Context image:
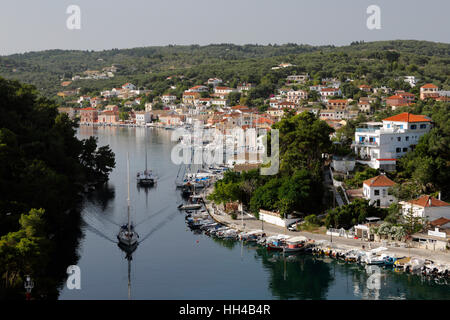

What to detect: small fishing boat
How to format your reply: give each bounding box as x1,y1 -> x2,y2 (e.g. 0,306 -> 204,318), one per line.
178,193 -> 203,210
284,236 -> 308,253
178,203 -> 203,210
364,247 -> 388,265
394,257 -> 411,270
382,254 -> 399,267
239,230 -> 266,242
265,235 -> 289,251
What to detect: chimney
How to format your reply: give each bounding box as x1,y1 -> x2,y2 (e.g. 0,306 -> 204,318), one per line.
428,197 -> 432,206
438,192 -> 441,200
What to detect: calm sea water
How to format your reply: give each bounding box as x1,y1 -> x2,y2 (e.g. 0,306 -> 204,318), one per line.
59,127 -> 450,300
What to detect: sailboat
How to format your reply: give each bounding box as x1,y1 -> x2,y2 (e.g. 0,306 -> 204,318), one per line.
137,131 -> 156,187
118,153 -> 139,248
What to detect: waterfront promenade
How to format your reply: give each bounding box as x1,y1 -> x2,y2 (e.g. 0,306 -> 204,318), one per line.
201,188 -> 450,267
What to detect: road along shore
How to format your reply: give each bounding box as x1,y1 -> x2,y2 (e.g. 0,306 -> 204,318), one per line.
201,185 -> 450,269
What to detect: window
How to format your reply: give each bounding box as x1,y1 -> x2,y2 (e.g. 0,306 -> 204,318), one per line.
374,190 -> 380,196
405,136 -> 409,141
420,124 -> 427,129
396,148 -> 401,153
397,137 -> 401,141
403,148 -> 408,152
387,124 -> 391,128
411,124 -> 417,130
382,189 -> 386,197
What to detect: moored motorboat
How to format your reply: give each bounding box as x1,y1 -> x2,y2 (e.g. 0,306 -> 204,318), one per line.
284,236 -> 308,253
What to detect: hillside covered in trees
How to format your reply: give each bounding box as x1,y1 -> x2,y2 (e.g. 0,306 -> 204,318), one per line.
0,40 -> 448,98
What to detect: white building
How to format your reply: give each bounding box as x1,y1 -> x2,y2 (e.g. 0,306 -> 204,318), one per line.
122,83 -> 136,90
320,88 -> 342,102
258,209 -> 300,227
353,113 -> 432,171
286,90 -> 308,103
211,99 -> 227,107
214,86 -> 235,95
286,74 -> 309,84
188,85 -> 209,93
363,175 -> 397,207
400,195 -> 450,221
404,76 -> 419,88
100,90 -> 112,98
207,78 -> 222,87
135,111 -> 151,125
237,83 -> 255,93
161,94 -> 177,104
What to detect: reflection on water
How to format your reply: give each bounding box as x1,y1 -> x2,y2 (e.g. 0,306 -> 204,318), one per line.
58,127 -> 449,300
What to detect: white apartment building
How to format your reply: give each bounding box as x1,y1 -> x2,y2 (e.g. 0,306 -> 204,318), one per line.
135,111 -> 151,125
211,99 -> 227,108
214,87 -> 235,95
320,88 -> 342,102
286,74 -> 309,84
286,90 -> 308,103
354,113 -> 432,171
319,109 -> 357,121
161,94 -> 177,104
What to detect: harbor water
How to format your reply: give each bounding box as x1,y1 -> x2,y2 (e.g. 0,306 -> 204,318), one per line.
59,127 -> 450,300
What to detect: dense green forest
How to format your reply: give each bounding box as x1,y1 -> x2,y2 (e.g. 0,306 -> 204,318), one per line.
0,77 -> 115,299
0,41 -> 449,99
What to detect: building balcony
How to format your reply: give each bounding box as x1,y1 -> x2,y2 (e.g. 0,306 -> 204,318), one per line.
352,141 -> 379,147
356,128 -> 378,133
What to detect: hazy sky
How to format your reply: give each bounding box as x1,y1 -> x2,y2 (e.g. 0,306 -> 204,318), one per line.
1,0 -> 449,55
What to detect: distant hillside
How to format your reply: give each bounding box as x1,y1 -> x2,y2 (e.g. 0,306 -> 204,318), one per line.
0,40 -> 448,97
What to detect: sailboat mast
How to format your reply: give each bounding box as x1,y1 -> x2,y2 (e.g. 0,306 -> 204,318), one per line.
145,129 -> 148,173
127,153 -> 131,232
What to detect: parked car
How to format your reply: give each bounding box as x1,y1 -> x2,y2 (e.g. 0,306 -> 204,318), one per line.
287,222 -> 299,232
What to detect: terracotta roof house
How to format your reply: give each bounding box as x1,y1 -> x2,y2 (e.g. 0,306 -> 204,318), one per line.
400,195 -> 450,220
363,175 -> 396,207
420,83 -> 440,100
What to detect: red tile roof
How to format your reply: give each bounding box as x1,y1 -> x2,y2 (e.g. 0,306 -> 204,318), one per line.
363,175 -> 396,187
387,95 -> 403,99
322,88 -> 339,92
407,195 -> 450,208
421,83 -> 438,89
430,217 -> 450,227
328,99 -> 348,103
231,105 -> 249,109
382,112 -> 431,123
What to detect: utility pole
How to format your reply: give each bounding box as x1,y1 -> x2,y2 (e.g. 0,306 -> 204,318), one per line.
330,225 -> 333,243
